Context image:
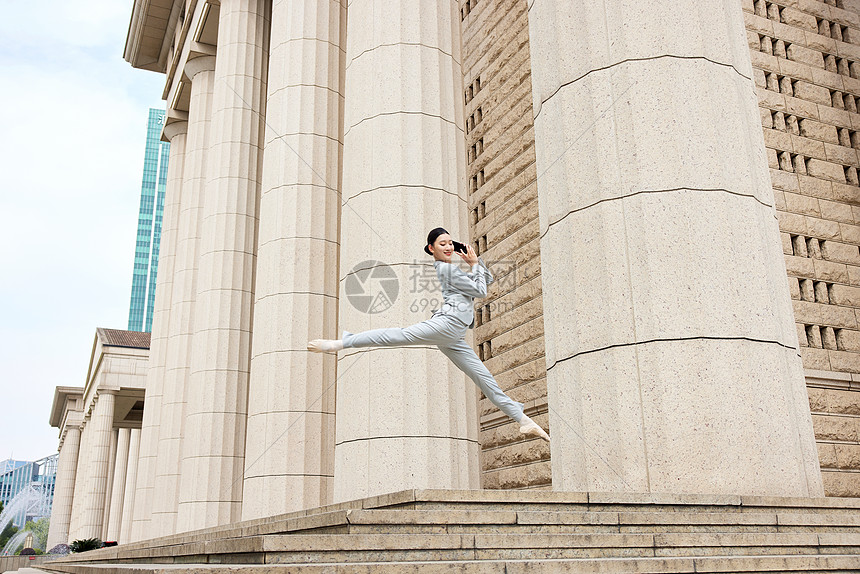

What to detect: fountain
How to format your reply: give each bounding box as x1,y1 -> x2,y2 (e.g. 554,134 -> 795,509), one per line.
2,529 -> 31,555
0,484 -> 51,554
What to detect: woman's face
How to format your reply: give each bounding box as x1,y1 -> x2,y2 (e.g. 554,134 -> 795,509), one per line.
430,233 -> 454,262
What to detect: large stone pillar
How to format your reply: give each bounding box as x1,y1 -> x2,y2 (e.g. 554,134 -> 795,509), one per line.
129,385 -> 158,538
78,391 -> 116,538
46,424 -> 81,548
527,0 -> 823,496
178,0 -> 269,531
333,0 -> 479,502
152,64 -> 214,538
145,117 -> 189,538
242,0 -> 344,520
129,128 -> 180,540
68,418 -> 93,540
120,428 -> 141,544
100,429 -> 119,540
105,428 -> 131,542
133,68 -> 212,541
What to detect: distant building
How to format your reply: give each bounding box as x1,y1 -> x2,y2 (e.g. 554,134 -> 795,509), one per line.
127,109 -> 170,333
0,454 -> 57,528
0,460 -> 27,475
46,329 -> 148,548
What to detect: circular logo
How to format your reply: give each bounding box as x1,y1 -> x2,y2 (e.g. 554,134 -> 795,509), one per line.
345,260 -> 399,314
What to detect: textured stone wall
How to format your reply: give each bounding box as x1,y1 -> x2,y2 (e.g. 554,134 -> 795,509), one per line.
460,0 -> 552,489
463,0 -> 860,494
745,0 -> 860,496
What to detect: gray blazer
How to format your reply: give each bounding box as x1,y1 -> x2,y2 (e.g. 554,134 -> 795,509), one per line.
430,256 -> 495,329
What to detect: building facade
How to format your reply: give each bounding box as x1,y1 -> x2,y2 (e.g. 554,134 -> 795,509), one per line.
128,109 -> 171,333
44,0 -> 860,546
0,460 -> 27,476
0,455 -> 57,529
46,330 -> 148,548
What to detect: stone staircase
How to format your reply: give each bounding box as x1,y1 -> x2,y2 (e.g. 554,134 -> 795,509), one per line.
32,490 -> 860,573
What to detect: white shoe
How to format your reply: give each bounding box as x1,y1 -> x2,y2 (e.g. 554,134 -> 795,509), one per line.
307,339 -> 344,353
518,415 -> 550,442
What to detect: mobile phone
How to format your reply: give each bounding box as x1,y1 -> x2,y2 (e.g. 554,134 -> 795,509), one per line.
453,241 -> 468,254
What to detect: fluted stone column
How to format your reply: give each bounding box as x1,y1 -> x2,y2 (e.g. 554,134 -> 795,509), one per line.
46,424 -> 81,548
129,389 -> 158,538
101,429 -> 118,540
133,65 -> 212,542
178,0 -> 269,531
242,0 -> 345,520
527,0 -> 823,496
139,118 -> 189,538
130,124 -> 184,539
120,429 -> 140,543
78,391 -> 116,538
105,428 -> 131,541
151,62 -> 216,538
68,419 -> 91,540
333,0 -> 479,502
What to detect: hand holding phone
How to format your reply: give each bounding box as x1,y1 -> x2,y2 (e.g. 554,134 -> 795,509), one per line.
455,242 -> 478,265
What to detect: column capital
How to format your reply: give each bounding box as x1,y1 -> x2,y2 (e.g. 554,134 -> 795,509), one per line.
58,423 -> 80,450
163,121 -> 188,142
64,418 -> 83,433
184,56 -> 216,81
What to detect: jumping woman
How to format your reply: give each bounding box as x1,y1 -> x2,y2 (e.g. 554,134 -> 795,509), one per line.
307,227 -> 550,442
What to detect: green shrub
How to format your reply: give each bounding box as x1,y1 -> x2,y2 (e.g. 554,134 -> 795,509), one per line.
70,538 -> 103,553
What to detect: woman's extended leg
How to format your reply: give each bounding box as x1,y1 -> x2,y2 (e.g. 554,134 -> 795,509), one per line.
437,339 -> 549,441
308,315 -> 461,352
437,339 -> 523,420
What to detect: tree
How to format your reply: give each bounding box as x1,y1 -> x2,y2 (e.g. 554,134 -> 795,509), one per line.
0,522 -> 18,552
24,517 -> 50,550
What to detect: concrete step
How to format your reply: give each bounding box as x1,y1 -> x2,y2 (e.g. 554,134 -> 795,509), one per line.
37,530 -> 860,568
37,489 -> 860,573
285,508 -> 860,535
52,531 -> 860,565
0,559 -> 52,574
72,490 -> 860,551
264,532 -> 860,564
34,554 -> 860,573
382,489 -> 860,516
54,508 -> 860,562
262,532 -> 860,562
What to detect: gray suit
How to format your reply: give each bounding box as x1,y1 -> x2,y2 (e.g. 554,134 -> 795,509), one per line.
341,256 -> 524,422
430,255 -> 494,329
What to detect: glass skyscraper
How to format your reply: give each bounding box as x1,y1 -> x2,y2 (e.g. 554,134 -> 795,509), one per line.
128,108 -> 170,333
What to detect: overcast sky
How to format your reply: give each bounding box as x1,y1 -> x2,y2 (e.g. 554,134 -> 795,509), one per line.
0,1 -> 167,461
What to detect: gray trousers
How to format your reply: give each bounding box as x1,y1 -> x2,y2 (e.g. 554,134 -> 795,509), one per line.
342,314 -> 525,422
